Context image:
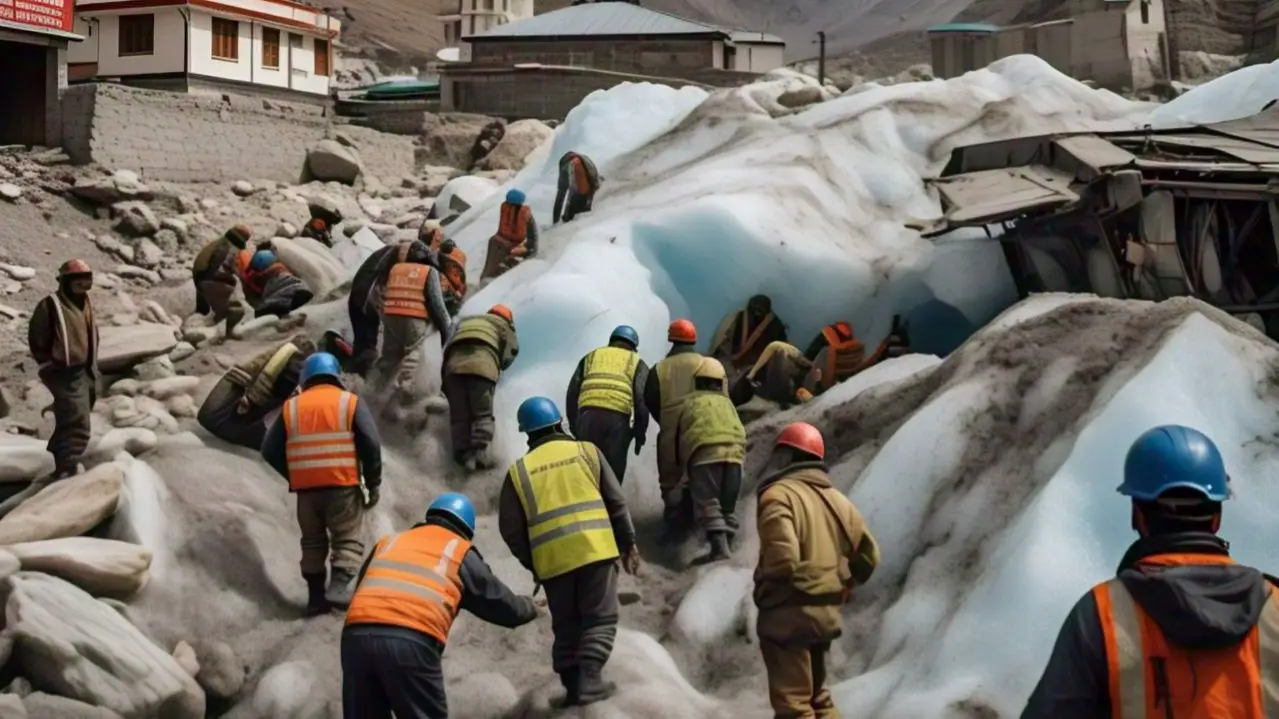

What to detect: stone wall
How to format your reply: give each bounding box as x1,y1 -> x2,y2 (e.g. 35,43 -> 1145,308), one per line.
59,83 -> 415,184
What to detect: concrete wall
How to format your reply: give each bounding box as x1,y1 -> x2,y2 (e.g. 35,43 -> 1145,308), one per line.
58,83 -> 413,182
469,37 -> 717,73
1125,0 -> 1167,88
1070,11 -> 1132,88
733,43 -> 784,72
1028,21 -> 1073,73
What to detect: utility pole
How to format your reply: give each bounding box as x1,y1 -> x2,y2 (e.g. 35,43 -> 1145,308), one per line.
816,31 -> 826,86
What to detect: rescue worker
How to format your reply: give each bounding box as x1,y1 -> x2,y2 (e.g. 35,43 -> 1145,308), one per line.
27,259 -> 100,480
347,237 -> 432,375
342,493 -> 538,719
435,238 -> 468,315
643,319 -> 707,528
261,352 -> 383,615
235,248 -> 313,318
419,218 -> 444,248
711,294 -> 788,372
441,305 -> 518,470
192,225 -> 249,335
552,151 -> 601,225
373,242 -> 454,388
729,341 -> 813,408
300,201 -> 343,247
755,422 -> 879,719
672,358 -> 744,561
498,397 -> 641,707
1022,425 -> 1279,718
799,318 -> 908,396
565,325 -> 650,483
480,188 -> 539,282
197,336 -> 316,450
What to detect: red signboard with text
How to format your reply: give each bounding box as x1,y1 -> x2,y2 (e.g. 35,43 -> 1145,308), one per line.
0,0 -> 74,33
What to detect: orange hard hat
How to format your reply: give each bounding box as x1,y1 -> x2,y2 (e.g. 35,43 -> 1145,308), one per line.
58,259 -> 92,278
488,304 -> 513,323
668,318 -> 697,343
776,422 -> 825,459
833,321 -> 853,337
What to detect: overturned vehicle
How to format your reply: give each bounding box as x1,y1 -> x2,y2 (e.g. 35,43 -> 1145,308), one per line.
916,107 -> 1279,336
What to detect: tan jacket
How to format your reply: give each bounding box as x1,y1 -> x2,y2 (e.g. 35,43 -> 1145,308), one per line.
226,341 -> 304,409
443,314 -> 518,381
754,463 -> 879,644
27,291 -> 99,372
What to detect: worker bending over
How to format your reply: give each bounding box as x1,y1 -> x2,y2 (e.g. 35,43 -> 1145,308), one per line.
27,259 -> 100,480
800,319 -> 908,396
672,358 -> 745,561
481,189 -> 538,282
198,336 -> 316,450
644,319 -> 706,514
261,353 -> 383,616
347,238 -> 432,375
441,305 -> 518,470
235,248 -> 313,318
343,493 -> 537,718
566,325 -> 650,483
300,201 -> 343,247
1022,425 -> 1279,718
711,294 -> 788,373
499,397 -> 641,707
424,224 -> 468,314
374,242 -> 453,390
552,151 -> 601,224
191,225 -> 249,336
755,423 -> 879,719
729,341 -> 813,408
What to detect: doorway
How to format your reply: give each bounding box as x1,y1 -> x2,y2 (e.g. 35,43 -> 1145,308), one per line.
0,40 -> 49,145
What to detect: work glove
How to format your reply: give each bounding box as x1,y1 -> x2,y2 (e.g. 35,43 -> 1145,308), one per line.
621,545 -> 642,576
363,487 -> 380,508
510,245 -> 528,258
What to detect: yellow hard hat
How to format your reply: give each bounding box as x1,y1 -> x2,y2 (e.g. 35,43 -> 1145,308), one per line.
694,357 -> 727,382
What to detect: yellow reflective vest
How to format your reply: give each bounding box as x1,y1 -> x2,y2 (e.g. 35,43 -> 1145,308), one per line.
450,315 -> 502,351
677,390 -> 746,468
656,352 -> 704,430
578,346 -> 639,415
508,439 -> 620,580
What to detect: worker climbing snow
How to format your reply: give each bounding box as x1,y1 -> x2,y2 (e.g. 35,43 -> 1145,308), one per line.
1022,425 -> 1279,719
800,318 -> 908,396
728,341 -> 814,408
565,325 -> 650,483
300,200 -> 343,247
670,357 -> 744,560
440,305 -> 518,470
552,150 -> 601,225
498,397 -> 641,707
755,422 -> 879,719
480,188 -> 538,283
197,336 -> 316,450
261,353 -> 383,616
191,225 -> 249,336
27,259 -> 100,480
644,319 -> 707,521
235,248 -> 313,318
347,237 -> 433,375
342,493 -> 538,719
372,242 -> 453,390
711,294 -> 788,372
435,238 -> 467,314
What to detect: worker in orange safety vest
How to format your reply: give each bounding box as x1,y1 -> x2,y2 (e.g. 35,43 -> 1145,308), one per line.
424,224 -> 468,315
552,151 -> 601,224
480,188 -> 539,283
373,242 -> 454,390
799,319 -> 909,396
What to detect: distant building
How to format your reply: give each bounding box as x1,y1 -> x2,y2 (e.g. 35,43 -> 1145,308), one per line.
66,0 -> 341,102
437,0 -> 535,64
0,0 -> 81,146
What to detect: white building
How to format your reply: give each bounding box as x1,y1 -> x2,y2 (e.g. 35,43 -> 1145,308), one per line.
67,0 -> 341,100
436,0 -> 534,63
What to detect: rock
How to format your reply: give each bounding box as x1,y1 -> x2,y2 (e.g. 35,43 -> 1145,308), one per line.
250,661 -> 329,718
306,140 -> 362,184
0,550 -> 19,582
24,692 -> 123,718
0,692 -> 23,718
0,302 -> 22,319
138,300 -> 172,326
777,85 -> 826,109
94,234 -> 131,262
133,356 -> 175,381
173,641 -> 200,678
619,589 -> 642,606
7,537 -> 152,597
160,216 -> 189,236
0,434 -> 53,483
111,201 -> 160,237
0,262 -> 35,281
92,427 -> 159,458
2,279 -> 22,294
475,119 -> 553,171
448,673 -> 519,719
418,113 -> 499,169
72,174 -> 147,205
108,312 -> 139,327
0,463 -> 124,544
98,323 -> 179,372
133,238 -> 164,268
230,180 -> 256,197
7,678 -> 31,698
107,378 -> 141,396
7,573 -> 205,717
141,375 -> 200,400
115,265 -> 160,284
166,394 -> 196,418
194,641 -> 243,700
169,341 -> 196,362
276,221 -> 298,238
0,183 -> 20,201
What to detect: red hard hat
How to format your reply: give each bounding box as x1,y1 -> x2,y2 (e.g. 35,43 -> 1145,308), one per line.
489,304 -> 513,323
776,422 -> 825,459
58,259 -> 92,278
668,318 -> 697,343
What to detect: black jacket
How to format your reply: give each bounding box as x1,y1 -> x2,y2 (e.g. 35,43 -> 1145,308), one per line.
642,343 -> 700,422
565,343 -> 650,439
260,379 -> 384,489
1021,532 -> 1274,718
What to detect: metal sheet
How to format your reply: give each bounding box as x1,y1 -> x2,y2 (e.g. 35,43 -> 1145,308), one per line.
1140,134 -> 1279,164
1053,135 -> 1136,171
933,165 -> 1079,224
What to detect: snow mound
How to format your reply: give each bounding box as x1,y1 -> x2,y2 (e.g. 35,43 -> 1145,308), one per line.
1153,59 -> 1279,127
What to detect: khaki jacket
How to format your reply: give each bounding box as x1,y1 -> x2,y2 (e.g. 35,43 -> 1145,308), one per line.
443,314 -> 518,381
754,463 -> 880,644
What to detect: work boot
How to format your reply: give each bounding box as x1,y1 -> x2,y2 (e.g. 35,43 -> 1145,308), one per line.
325,568 -> 357,607
471,446 -> 496,470
463,453 -> 480,472
303,572 -> 331,616
552,671 -> 581,708
577,667 -> 616,706
707,532 -> 732,561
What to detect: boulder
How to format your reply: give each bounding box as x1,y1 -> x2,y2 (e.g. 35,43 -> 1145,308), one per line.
111,201 -> 160,237
172,641 -> 200,678
475,119 -> 553,171
98,323 -> 179,373
141,376 -> 200,401
448,673 -> 519,719
6,572 -> 204,717
0,463 -> 125,544
249,661 -> 330,719
133,238 -> 164,268
330,227 -> 384,278
24,692 -> 123,718
0,183 -> 21,202
272,236 -> 344,297
133,356 -> 175,382
305,140 -> 362,184
195,641 -> 244,699
418,113 -> 499,169
230,180 -> 256,197
7,537 -> 151,597
0,434 -> 53,483
0,693 -> 23,718
433,176 -> 499,223
91,427 -> 159,458
0,262 -> 35,281
776,85 -> 826,109
71,172 -> 152,205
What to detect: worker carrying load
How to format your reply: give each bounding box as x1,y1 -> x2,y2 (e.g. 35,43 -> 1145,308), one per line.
342,492 -> 538,719
441,305 -> 518,471
711,294 -> 788,373
755,422 -> 879,719
423,221 -> 468,314
566,325 -> 650,484
552,151 -> 601,225
347,238 -> 434,375
480,188 -> 539,283
261,353 -> 384,616
643,319 -> 707,510
300,200 -> 343,247
499,397 -> 641,707
1022,425 -> 1279,719
197,336 -> 316,451
191,225 -> 249,336
799,317 -> 910,396
373,243 -> 454,390
728,341 -> 813,409
27,259 -> 100,480
670,358 -> 745,561
235,248 -> 313,318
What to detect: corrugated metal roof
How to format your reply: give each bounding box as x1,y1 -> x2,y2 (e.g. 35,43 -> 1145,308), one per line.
730,30 -> 784,44
469,2 -> 728,39
927,22 -> 1000,33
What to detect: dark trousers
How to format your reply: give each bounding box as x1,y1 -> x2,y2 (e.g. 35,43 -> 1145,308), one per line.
574,408 -> 631,482
688,462 -> 742,537
341,626 -> 447,719
41,365 -> 94,474
441,373 -> 496,459
543,559 -> 619,677
563,193 -> 593,223
347,296 -> 380,374
196,376 -> 272,450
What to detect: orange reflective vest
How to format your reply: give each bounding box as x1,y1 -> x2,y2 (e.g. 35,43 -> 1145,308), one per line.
345,524 -> 471,644
569,156 -> 592,193
817,322 -> 865,390
497,203 -> 531,244
730,311 -> 775,364
439,248 -> 467,298
383,263 -> 433,319
1096,553 -> 1279,719
282,384 -> 361,491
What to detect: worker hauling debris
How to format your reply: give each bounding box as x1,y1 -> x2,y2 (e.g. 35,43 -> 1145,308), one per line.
192,225 -> 249,336
347,237 -> 435,376
197,336 -> 317,450
234,248 -> 313,318
373,243 -> 454,393
440,304 -> 518,470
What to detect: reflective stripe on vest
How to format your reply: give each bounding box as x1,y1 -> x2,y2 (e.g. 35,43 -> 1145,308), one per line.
819,324 -> 864,390
578,346 -> 639,415
731,311 -> 775,363
1096,556 -> 1279,719
384,263 -> 432,319
440,248 -> 467,296
345,524 -> 471,644
679,391 -> 746,456
282,384 -> 360,491
497,203 -> 530,243
508,440 -> 620,580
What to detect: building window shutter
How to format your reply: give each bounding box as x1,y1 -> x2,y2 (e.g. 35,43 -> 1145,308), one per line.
212,17 -> 240,61
262,27 -> 281,68
314,38 -> 330,76
118,14 -> 155,56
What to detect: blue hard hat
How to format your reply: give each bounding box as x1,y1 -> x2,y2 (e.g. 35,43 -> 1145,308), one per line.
609,325 -> 639,348
517,396 -> 562,433
1119,425 -> 1230,502
300,352 -> 342,384
249,250 -> 276,272
505,188 -> 526,205
427,492 -> 476,534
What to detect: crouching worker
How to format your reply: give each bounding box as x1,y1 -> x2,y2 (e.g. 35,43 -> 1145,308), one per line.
261,353 -> 383,616
480,189 -> 538,283
198,336 -> 316,450
729,341 -> 813,408
441,305 -> 518,470
342,493 -> 538,719
672,358 -> 745,561
192,226 -> 249,335
236,248 -> 313,318
347,237 -> 432,376
301,201 -> 343,247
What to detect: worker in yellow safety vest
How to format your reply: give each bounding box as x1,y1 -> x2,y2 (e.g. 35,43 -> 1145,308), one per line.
565,325 -> 650,484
